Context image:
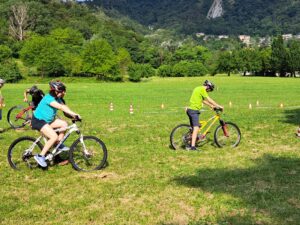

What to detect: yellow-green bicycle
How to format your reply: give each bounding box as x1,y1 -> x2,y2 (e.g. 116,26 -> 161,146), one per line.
170,108 -> 241,149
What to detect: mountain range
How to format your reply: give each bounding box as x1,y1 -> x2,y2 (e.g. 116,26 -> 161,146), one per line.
89,0 -> 300,36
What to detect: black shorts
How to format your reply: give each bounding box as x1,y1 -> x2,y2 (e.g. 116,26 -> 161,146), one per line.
31,115 -> 48,131
186,108 -> 200,127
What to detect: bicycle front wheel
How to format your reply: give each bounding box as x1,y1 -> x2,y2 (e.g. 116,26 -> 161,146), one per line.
7,136 -> 43,170
170,124 -> 192,150
7,105 -> 31,129
214,122 -> 241,148
69,136 -> 108,171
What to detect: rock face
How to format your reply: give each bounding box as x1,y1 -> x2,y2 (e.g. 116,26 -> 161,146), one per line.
207,0 -> 223,19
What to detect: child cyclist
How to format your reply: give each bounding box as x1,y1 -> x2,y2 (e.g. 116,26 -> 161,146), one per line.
186,80 -> 223,150
32,81 -> 81,167
23,85 -> 44,110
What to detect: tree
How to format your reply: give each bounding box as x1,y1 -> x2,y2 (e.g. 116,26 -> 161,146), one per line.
20,35 -> 65,77
271,36 -> 288,77
259,47 -> 273,76
81,38 -> 117,80
9,3 -> 30,41
216,51 -> 236,76
116,48 -> 132,79
0,45 -> 12,62
286,40 -> 300,77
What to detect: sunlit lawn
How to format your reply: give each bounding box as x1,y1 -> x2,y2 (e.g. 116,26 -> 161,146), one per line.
0,76 -> 299,225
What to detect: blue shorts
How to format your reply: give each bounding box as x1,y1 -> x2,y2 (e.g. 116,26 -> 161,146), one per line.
0,109 -> 2,120
186,108 -> 200,127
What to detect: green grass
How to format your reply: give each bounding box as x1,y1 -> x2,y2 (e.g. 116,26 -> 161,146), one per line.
0,76 -> 299,225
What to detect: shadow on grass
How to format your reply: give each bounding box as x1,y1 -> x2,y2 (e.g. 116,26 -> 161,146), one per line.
281,108 -> 300,126
172,154 -> 300,225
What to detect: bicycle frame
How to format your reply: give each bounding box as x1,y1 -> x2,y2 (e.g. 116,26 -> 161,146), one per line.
30,122 -> 84,161
198,110 -> 228,139
16,105 -> 34,120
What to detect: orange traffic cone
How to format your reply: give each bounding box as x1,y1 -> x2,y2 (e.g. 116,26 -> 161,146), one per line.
129,104 -> 134,114
109,102 -> 114,111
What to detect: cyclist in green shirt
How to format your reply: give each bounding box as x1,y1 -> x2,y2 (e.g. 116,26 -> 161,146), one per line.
186,80 -> 223,150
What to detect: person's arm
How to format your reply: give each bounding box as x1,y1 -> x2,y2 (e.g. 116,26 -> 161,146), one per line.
50,101 -> 79,118
23,89 -> 30,102
204,96 -> 223,109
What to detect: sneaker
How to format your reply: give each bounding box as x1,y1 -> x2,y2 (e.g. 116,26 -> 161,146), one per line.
57,143 -> 70,151
34,154 -> 47,167
185,146 -> 198,151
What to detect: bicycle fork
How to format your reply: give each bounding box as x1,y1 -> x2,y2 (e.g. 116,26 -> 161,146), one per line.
220,120 -> 229,137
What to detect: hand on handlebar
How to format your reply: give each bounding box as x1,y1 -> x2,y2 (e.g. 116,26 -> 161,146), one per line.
74,114 -> 82,122
213,106 -> 224,112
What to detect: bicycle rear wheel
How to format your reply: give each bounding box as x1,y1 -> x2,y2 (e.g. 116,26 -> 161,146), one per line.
7,136 -> 43,170
69,136 -> 108,171
170,124 -> 192,150
214,122 -> 241,148
7,105 -> 31,129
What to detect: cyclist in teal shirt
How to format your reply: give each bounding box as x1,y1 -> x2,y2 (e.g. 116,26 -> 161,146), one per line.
32,81 -> 80,167
186,80 -> 223,150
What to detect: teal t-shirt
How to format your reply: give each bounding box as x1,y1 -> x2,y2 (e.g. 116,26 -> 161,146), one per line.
34,94 -> 62,123
189,86 -> 209,110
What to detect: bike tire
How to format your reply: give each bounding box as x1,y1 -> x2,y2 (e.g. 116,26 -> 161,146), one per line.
170,124 -> 192,150
7,136 -> 43,170
69,136 -> 108,171
7,105 -> 31,129
214,122 -> 241,148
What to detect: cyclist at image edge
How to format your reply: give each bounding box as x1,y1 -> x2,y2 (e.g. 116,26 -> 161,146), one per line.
0,79 -> 5,131
32,81 -> 81,167
186,80 -> 224,150
23,85 -> 45,110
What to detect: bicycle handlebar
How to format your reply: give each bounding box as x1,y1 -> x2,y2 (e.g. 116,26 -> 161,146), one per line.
72,115 -> 82,123
213,107 -> 223,112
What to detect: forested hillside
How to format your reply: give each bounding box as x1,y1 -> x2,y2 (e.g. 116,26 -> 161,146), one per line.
92,0 -> 300,35
0,0 -> 299,83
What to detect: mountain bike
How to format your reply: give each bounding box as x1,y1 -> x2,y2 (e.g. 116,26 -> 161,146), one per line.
7,116 -> 108,171
7,103 -> 33,129
170,108 -> 241,150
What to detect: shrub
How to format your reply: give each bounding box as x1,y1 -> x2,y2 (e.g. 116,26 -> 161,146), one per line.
0,62 -> 22,82
128,64 -> 155,82
157,64 -> 173,77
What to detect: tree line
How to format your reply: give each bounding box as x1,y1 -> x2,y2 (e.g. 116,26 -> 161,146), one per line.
0,1 -> 299,83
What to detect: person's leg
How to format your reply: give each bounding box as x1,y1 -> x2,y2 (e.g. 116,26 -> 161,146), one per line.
191,126 -> 200,147
50,119 -> 68,142
40,124 -> 58,156
187,109 -> 200,149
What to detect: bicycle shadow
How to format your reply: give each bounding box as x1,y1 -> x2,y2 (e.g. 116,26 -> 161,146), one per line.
172,154 -> 300,224
0,126 -> 13,133
281,108 -> 300,125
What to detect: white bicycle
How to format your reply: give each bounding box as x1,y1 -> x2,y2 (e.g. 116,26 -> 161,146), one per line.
7,117 -> 108,171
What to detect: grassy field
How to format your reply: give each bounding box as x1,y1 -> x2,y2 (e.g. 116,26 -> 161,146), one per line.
0,76 -> 299,225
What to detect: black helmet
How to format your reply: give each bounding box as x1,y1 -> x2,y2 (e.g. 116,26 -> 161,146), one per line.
49,81 -> 66,93
203,80 -> 215,91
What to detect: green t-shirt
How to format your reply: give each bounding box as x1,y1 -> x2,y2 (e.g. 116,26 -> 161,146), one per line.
189,86 -> 209,110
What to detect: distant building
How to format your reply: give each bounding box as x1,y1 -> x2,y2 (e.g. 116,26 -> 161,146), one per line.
294,34 -> 300,40
218,35 -> 229,39
239,35 -> 251,46
258,37 -> 271,47
196,33 -> 205,38
282,34 -> 293,41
